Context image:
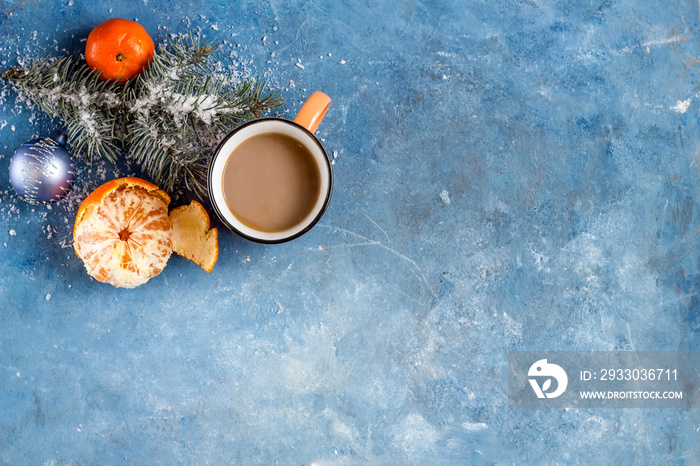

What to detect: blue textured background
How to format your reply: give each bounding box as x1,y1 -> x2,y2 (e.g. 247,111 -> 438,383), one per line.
1,1 -> 699,464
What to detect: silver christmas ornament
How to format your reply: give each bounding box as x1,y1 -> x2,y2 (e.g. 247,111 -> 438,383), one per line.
9,129 -> 76,205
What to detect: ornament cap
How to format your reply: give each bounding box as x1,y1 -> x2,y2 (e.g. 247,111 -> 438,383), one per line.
50,129 -> 68,147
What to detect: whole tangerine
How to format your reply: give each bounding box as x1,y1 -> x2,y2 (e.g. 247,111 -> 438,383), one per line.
85,18 -> 155,82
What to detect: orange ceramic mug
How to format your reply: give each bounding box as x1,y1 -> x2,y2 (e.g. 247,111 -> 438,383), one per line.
208,92 -> 332,243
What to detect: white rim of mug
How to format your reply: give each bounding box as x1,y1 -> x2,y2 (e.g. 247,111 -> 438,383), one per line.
208,118 -> 333,244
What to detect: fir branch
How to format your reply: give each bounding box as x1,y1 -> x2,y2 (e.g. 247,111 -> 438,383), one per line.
3,33 -> 285,198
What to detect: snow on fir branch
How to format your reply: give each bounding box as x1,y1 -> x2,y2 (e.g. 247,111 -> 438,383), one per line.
3,34 -> 284,198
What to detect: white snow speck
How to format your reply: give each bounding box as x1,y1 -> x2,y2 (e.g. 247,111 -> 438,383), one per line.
439,190 -> 451,205
45,293 -> 51,301
672,98 -> 691,113
462,422 -> 488,431
8,229 -> 16,236
295,62 -> 305,70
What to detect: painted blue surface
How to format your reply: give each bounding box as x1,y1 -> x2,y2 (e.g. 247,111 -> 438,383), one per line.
1,1 -> 699,464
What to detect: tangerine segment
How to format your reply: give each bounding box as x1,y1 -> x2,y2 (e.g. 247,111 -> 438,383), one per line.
74,179 -> 172,288
85,18 -> 155,82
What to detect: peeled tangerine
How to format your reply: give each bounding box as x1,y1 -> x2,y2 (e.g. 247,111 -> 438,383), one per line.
73,177 -> 218,288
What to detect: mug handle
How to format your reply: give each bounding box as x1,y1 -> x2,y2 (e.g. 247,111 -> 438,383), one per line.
294,91 -> 331,134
